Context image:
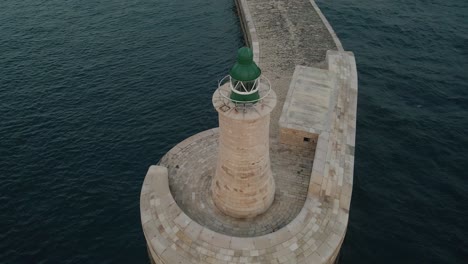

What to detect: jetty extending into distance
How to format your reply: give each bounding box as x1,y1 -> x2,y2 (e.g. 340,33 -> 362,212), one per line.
140,0 -> 357,263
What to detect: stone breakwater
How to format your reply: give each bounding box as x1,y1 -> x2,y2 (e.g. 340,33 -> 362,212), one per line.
140,0 -> 357,263
236,0 -> 342,137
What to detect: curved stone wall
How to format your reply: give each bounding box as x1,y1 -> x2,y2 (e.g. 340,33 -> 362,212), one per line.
157,124 -> 314,237
141,50 -> 357,264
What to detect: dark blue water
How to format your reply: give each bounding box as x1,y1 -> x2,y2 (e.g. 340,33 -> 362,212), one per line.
1,0 -> 242,263
316,0 -> 468,263
0,0 -> 466,263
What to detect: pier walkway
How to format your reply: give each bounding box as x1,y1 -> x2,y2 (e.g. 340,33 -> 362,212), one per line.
237,0 -> 342,136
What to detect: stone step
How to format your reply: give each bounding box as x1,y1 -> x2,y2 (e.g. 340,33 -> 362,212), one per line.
280,66 -> 337,135
298,67 -> 332,83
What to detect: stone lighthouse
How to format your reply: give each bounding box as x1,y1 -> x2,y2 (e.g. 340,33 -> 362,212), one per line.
140,45 -> 357,263
211,47 -> 277,218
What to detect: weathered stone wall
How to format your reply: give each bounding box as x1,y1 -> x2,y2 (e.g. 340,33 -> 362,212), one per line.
279,127 -> 318,150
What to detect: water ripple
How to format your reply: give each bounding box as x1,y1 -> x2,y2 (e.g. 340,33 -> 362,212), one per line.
1,0 -> 242,263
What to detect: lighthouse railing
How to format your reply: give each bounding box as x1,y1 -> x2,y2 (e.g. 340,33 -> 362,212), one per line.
217,75 -> 272,110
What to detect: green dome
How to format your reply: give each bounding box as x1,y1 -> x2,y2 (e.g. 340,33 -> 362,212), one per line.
229,47 -> 261,81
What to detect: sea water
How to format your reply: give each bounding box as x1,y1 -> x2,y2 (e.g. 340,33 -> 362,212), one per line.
1,0 -> 466,263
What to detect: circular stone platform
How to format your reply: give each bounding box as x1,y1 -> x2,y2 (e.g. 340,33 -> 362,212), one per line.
158,127 -> 314,237
141,51 -> 355,264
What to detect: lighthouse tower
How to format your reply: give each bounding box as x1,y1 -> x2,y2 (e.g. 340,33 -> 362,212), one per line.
211,47 -> 277,218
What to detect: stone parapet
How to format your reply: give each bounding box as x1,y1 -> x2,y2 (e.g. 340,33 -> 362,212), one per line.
307,0 -> 344,51
235,0 -> 260,64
